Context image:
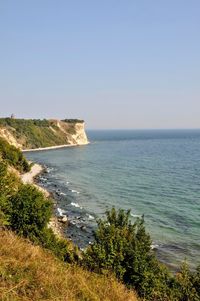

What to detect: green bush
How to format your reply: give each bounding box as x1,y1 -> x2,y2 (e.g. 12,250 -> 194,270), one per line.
173,262 -> 200,301
0,161 -> 21,226
9,184 -> 52,238
83,208 -> 200,301
192,266 -> 200,297
84,209 -> 161,294
0,159 -> 76,263
0,137 -> 30,172
37,227 -> 79,263
62,118 -> 84,123
6,182 -> 77,263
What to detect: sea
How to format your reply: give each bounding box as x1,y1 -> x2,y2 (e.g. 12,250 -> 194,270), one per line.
25,129 -> 200,271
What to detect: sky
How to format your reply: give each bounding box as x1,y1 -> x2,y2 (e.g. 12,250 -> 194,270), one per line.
0,1 -> 200,129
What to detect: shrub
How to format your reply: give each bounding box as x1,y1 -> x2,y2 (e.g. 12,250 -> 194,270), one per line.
37,227 -> 79,263
83,208 -> 188,300
0,137 -> 30,172
192,266 -> 200,296
173,262 -> 200,301
7,183 -> 77,263
9,184 -> 52,238
0,161 -> 21,226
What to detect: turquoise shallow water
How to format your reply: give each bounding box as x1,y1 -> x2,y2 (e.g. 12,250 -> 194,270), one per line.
25,130 -> 200,270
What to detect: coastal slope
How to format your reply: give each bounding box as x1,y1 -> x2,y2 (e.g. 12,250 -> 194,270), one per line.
0,230 -> 138,301
0,118 -> 88,150
0,137 -> 137,300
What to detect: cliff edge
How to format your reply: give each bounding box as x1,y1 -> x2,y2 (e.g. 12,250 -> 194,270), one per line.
0,118 -> 88,150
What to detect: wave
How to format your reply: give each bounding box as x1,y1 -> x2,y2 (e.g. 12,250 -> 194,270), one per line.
70,189 -> 80,194
151,244 -> 159,250
87,214 -> 95,220
40,176 -> 47,181
71,202 -> 82,209
131,213 -> 141,218
60,192 -> 67,196
57,207 -> 66,217
46,167 -> 54,173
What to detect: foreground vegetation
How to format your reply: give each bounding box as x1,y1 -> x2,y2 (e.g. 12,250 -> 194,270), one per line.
84,208 -> 200,301
0,159 -> 78,262
0,118 -> 84,149
0,230 -> 137,301
0,137 -> 30,172
0,139 -> 137,300
0,138 -> 199,300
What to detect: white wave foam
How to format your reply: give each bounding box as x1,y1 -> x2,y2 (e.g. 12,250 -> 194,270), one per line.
71,189 -> 80,194
87,214 -> 95,220
46,167 -> 53,173
131,213 -> 141,218
151,244 -> 159,250
57,207 -> 65,217
71,202 -> 82,209
60,192 -> 67,196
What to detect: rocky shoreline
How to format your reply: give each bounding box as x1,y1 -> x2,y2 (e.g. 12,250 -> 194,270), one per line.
21,162 -> 66,238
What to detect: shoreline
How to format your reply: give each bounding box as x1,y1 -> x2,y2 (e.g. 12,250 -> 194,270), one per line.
21,162 -> 63,237
22,142 -> 89,152
21,163 -> 43,184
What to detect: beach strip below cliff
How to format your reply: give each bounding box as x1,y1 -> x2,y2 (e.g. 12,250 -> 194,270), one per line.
22,142 -> 89,152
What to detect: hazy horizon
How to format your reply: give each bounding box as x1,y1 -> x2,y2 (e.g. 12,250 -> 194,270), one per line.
1,1 -> 199,129
1,114 -> 200,131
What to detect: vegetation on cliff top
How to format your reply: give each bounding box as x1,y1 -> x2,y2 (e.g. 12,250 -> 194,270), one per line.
0,118 -> 86,149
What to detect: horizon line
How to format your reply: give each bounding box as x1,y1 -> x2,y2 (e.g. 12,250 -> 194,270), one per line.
86,128 -> 200,131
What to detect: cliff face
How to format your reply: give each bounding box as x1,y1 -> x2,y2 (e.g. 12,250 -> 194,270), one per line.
0,118 -> 89,150
54,120 -> 88,146
0,127 -> 20,148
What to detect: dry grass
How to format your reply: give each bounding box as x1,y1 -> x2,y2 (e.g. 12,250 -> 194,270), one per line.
0,230 -> 138,301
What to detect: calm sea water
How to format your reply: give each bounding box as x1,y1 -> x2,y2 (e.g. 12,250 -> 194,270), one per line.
25,130 -> 200,270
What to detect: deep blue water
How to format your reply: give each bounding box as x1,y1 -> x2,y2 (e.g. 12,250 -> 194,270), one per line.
25,130 -> 200,270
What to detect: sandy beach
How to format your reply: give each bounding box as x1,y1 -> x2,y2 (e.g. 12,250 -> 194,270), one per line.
22,142 -> 89,152
21,163 -> 43,184
21,163 -> 49,197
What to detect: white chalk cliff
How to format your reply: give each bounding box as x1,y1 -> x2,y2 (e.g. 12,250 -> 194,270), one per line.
0,119 -> 89,150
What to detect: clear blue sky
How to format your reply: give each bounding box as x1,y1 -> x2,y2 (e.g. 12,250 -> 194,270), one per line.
0,1 -> 199,129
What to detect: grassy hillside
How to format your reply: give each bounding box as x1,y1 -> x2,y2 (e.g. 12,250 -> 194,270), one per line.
0,118 -> 87,149
0,230 -> 138,301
